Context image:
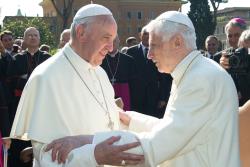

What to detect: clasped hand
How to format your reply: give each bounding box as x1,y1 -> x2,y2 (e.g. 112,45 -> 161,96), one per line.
45,134 -> 144,166
45,135 -> 93,164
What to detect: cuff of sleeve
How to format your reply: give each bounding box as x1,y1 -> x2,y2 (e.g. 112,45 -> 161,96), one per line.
93,131 -> 144,155
67,144 -> 99,166
128,111 -> 149,132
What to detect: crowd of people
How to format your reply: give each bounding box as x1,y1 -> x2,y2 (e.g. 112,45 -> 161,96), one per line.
0,3 -> 250,167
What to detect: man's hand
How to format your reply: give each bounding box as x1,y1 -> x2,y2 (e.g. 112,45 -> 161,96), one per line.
45,135 -> 93,164
220,53 -> 230,69
95,136 -> 144,166
20,147 -> 33,163
119,111 -> 131,126
115,97 -> 124,109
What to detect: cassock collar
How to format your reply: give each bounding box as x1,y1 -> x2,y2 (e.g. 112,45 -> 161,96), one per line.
62,43 -> 95,72
171,50 -> 201,87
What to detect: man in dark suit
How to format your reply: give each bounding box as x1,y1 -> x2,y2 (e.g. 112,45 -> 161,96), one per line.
204,35 -> 219,59
126,26 -> 172,118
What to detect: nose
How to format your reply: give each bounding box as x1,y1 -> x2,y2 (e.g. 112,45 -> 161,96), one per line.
106,41 -> 113,52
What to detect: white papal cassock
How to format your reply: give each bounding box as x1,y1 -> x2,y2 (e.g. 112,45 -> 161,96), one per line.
10,43 -> 142,166
93,50 -> 241,167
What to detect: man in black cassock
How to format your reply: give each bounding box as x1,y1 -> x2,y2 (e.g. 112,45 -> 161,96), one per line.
1,27 -> 51,167
101,36 -> 136,111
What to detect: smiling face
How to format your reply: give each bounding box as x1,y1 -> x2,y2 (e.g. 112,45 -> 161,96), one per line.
80,15 -> 117,66
205,37 -> 219,55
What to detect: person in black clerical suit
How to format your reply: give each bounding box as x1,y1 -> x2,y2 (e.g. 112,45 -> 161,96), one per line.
126,26 -> 172,118
1,27 -> 51,167
101,36 -> 136,111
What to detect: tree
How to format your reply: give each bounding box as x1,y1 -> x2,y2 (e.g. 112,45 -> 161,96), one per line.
51,0 -> 75,30
188,0 -> 214,50
3,17 -> 56,48
209,0 -> 228,31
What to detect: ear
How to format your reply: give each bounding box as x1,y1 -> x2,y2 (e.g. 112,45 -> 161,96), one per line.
172,34 -> 183,49
75,25 -> 87,42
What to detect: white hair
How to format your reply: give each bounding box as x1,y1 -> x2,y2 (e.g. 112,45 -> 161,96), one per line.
70,16 -> 96,39
146,19 -> 197,50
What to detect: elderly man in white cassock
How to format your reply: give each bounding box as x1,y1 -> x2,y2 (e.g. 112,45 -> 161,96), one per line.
10,4 -> 144,167
44,11 -> 241,167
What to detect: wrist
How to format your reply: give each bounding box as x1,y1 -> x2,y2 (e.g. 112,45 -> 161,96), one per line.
78,135 -> 93,145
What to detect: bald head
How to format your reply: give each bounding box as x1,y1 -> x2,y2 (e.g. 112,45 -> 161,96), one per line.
59,29 -> 70,48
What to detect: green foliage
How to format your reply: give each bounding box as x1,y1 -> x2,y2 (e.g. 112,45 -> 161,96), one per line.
49,48 -> 59,56
217,16 -> 229,22
3,17 -> 56,48
188,0 -> 215,50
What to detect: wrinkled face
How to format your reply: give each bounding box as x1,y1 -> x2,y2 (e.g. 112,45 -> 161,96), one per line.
205,37 -> 219,55
24,28 -> 40,48
1,34 -> 14,51
84,16 -> 117,66
148,32 -> 171,73
227,26 -> 243,49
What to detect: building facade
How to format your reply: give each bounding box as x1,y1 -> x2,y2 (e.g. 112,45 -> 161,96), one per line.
39,0 -> 183,46
215,7 -> 250,49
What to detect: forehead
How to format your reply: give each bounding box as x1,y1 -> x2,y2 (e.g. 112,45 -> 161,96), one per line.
26,29 -> 39,35
227,26 -> 242,34
206,38 -> 217,44
150,32 -> 162,40
90,16 -> 117,35
62,33 -> 70,40
1,34 -> 13,40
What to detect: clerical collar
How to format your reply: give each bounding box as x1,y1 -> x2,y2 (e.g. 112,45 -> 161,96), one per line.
171,50 -> 200,87
63,43 -> 94,71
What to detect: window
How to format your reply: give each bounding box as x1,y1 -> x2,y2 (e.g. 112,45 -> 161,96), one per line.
127,12 -> 132,20
150,11 -> 155,19
137,11 -> 142,20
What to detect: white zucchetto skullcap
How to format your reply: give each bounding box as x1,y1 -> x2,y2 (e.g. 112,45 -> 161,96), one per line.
73,4 -> 112,22
156,11 -> 195,31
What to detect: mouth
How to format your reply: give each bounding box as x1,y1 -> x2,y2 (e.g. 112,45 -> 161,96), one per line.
99,51 -> 107,57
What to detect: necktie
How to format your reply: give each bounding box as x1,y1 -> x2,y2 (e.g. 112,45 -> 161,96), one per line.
144,48 -> 148,59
